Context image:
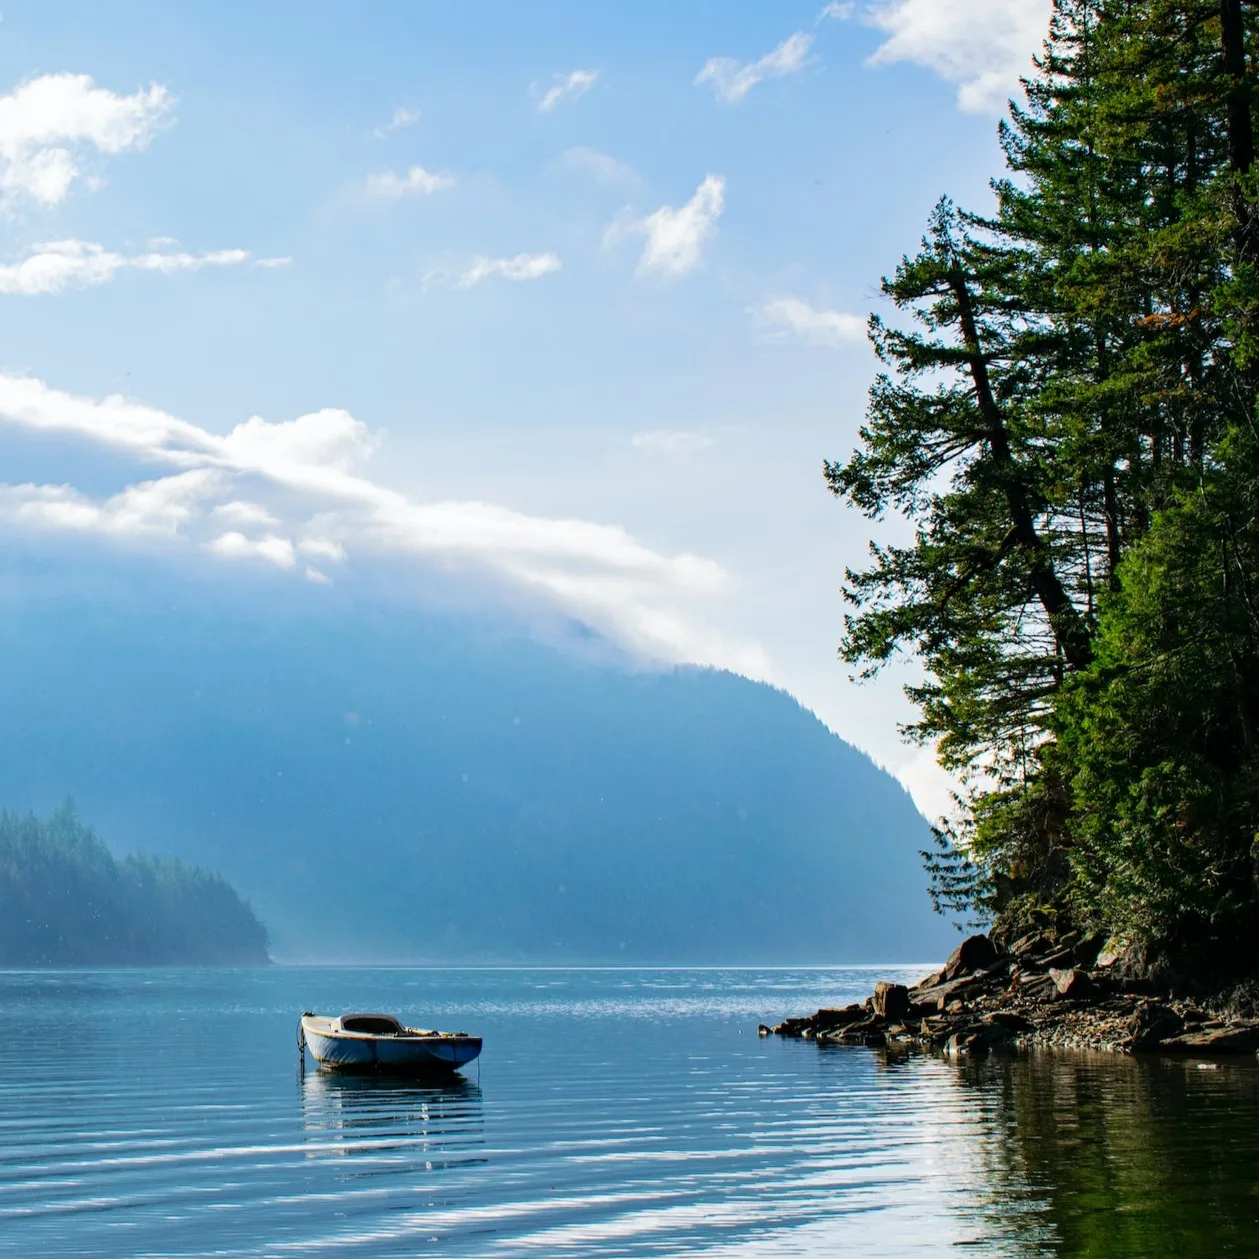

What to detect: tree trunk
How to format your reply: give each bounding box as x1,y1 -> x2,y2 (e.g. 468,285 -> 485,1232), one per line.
949,272 -> 1094,669
1222,0 -> 1255,177
1222,0 -> 1257,258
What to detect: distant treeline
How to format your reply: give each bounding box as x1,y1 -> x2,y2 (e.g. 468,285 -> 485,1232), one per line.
0,803 -> 268,965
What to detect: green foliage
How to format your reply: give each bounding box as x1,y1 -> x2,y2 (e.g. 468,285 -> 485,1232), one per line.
0,801 -> 269,964
829,0 -> 1259,961
920,825 -> 989,929
1060,430 -> 1259,943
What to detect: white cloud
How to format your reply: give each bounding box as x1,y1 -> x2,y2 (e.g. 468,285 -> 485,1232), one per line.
0,240 -> 251,296
632,431 -> 713,456
555,146 -> 636,186
0,72 -> 172,205
0,373 -> 765,673
3,469 -> 224,537
818,1 -> 855,18
609,175 -> 725,278
866,0 -> 1051,114
0,240 -> 121,293
373,105 -> 420,138
255,256 -> 292,269
536,69 -> 599,112
694,33 -> 813,105
754,296 -> 867,347
213,500 -> 278,526
131,247 -> 249,274
455,252 -> 562,288
220,407 -> 381,473
365,165 -> 455,199
298,536 -> 346,563
209,531 -> 297,569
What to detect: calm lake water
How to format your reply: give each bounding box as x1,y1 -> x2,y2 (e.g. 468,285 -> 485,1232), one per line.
2,966 -> 1258,1257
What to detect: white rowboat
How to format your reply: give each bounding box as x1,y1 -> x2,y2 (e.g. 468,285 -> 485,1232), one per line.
299,1012 -> 482,1074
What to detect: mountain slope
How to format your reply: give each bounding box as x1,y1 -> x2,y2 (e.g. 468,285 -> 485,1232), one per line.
0,569 -> 954,962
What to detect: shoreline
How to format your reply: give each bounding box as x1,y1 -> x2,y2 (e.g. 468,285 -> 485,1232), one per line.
760,932 -> 1259,1057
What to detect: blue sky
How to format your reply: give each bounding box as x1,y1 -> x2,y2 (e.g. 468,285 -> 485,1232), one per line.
0,0 -> 1051,816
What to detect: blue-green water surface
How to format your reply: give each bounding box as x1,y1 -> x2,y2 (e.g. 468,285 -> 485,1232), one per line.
1,966 -> 1256,1257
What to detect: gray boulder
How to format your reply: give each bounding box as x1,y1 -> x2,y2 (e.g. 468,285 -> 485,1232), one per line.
872,981 -> 910,1020
1128,1002 -> 1185,1050
1050,967 -> 1095,1000
942,933 -> 998,981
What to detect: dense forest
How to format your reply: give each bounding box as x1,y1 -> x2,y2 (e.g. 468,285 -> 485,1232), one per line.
0,803 -> 268,964
830,0 -> 1259,974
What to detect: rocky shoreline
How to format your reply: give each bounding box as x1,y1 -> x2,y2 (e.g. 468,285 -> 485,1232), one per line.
760,932 -> 1259,1057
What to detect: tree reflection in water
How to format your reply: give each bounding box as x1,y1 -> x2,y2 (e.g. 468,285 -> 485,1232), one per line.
938,1049 -> 1259,1257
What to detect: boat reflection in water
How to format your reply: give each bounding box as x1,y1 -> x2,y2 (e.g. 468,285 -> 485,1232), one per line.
299,1066 -> 486,1180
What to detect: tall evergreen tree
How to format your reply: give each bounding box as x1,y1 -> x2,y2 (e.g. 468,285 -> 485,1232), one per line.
830,0 -> 1259,962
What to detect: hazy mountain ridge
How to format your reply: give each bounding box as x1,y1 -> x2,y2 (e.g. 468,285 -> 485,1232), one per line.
0,566 -> 954,962
0,802 -> 268,965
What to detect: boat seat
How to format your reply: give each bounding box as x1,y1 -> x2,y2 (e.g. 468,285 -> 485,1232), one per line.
340,1014 -> 404,1034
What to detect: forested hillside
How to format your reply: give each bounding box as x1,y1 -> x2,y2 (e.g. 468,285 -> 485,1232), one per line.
0,803 -> 269,964
829,0 -> 1259,972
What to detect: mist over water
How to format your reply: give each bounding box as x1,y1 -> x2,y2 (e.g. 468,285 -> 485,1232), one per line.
3,967 -> 1257,1257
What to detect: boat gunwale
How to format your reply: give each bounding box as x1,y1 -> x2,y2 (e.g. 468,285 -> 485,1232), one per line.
300,1015 -> 479,1045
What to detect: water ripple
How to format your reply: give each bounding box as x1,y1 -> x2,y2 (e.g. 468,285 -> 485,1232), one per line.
1,967 -> 1257,1256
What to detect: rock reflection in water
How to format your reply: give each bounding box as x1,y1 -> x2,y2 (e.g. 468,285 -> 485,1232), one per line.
950,1049 -> 1259,1257
299,1068 -> 486,1180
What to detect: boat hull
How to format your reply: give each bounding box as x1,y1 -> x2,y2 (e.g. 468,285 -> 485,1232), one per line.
301,1018 -> 481,1075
